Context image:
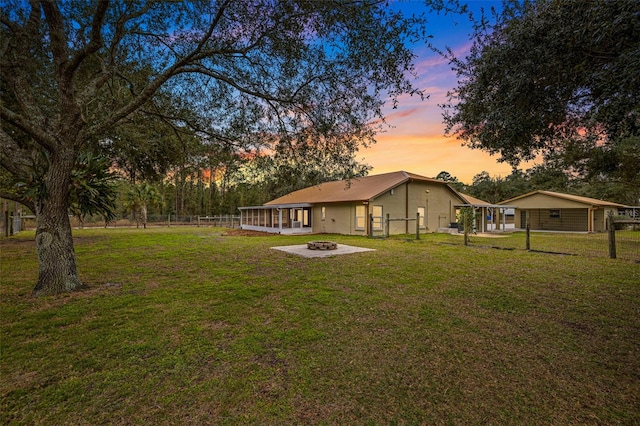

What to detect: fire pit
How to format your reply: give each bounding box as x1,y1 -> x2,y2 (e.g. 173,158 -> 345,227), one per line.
307,241 -> 338,250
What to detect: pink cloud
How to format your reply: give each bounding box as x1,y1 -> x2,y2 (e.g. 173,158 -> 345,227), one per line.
383,107 -> 421,121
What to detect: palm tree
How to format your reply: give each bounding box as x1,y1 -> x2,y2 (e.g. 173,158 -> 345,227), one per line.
125,182 -> 160,229
68,152 -> 118,227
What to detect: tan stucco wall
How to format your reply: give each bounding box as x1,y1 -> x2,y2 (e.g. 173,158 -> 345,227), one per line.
311,181 -> 462,235
418,182 -> 460,231
312,203 -> 364,235
512,193 -> 590,209
374,183 -> 407,234
369,181 -> 460,234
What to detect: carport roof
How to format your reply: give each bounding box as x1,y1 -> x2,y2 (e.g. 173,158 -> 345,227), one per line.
499,190 -> 628,208
454,193 -> 516,209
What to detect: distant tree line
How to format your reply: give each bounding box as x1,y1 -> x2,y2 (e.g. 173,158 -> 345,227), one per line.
437,162 -> 638,206
76,154 -> 640,227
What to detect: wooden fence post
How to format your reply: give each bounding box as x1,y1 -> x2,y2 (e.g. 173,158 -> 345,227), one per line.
608,215 -> 616,259
416,212 -> 420,240
3,210 -> 9,237
369,213 -> 373,238
525,210 -> 530,251
385,213 -> 390,238
461,207 -> 471,246
463,210 -> 469,246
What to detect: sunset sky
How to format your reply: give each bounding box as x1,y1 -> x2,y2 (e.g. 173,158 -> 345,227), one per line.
363,1 -> 533,184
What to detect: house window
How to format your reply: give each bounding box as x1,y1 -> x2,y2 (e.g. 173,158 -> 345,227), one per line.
418,206 -> 425,228
355,205 -> 366,230
321,206 -> 326,221
549,209 -> 561,218
372,205 -> 383,231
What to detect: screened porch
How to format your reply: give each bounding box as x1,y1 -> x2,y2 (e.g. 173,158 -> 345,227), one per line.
238,204 -> 313,234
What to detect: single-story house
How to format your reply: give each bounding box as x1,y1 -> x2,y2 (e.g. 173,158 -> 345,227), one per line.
500,190 -> 628,232
239,171 -> 483,235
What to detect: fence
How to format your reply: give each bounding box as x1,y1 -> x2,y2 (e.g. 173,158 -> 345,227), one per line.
369,213 -> 421,239
454,214 -> 639,262
2,213 -> 22,236
196,215 -> 240,228
18,214 -> 240,230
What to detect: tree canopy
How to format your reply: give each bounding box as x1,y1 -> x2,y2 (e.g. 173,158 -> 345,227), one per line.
441,0 -> 639,202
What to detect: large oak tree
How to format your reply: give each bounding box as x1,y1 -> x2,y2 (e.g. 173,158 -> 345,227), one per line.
440,0 -> 640,203
1,0 -> 424,295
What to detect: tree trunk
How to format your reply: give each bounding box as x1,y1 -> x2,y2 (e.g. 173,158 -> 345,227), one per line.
141,204 -> 148,229
32,155 -> 82,296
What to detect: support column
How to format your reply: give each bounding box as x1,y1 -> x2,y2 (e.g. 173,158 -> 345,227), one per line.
502,208 -> 506,231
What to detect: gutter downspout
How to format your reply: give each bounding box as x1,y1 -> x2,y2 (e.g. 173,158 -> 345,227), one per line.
364,201 -> 370,236
405,182 -> 410,234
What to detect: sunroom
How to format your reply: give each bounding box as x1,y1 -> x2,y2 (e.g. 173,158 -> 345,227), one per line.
238,203 -> 313,234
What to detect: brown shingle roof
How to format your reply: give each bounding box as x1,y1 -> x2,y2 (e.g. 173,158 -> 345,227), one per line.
265,171 -> 445,205
458,193 -> 492,206
500,190 -> 627,207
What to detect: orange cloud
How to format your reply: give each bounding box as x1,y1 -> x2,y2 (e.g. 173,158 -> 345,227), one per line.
362,133 -> 520,184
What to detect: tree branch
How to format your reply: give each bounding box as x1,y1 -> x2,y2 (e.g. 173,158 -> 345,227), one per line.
78,2 -> 154,107
0,2 -> 49,137
83,1 -> 236,139
176,65 -> 295,104
39,1 -> 68,77
138,106 -> 244,150
64,0 -> 109,78
0,129 -> 33,179
0,105 -> 57,152
0,189 -> 35,213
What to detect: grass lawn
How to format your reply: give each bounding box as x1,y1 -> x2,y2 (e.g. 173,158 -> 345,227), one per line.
1,227 -> 639,425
